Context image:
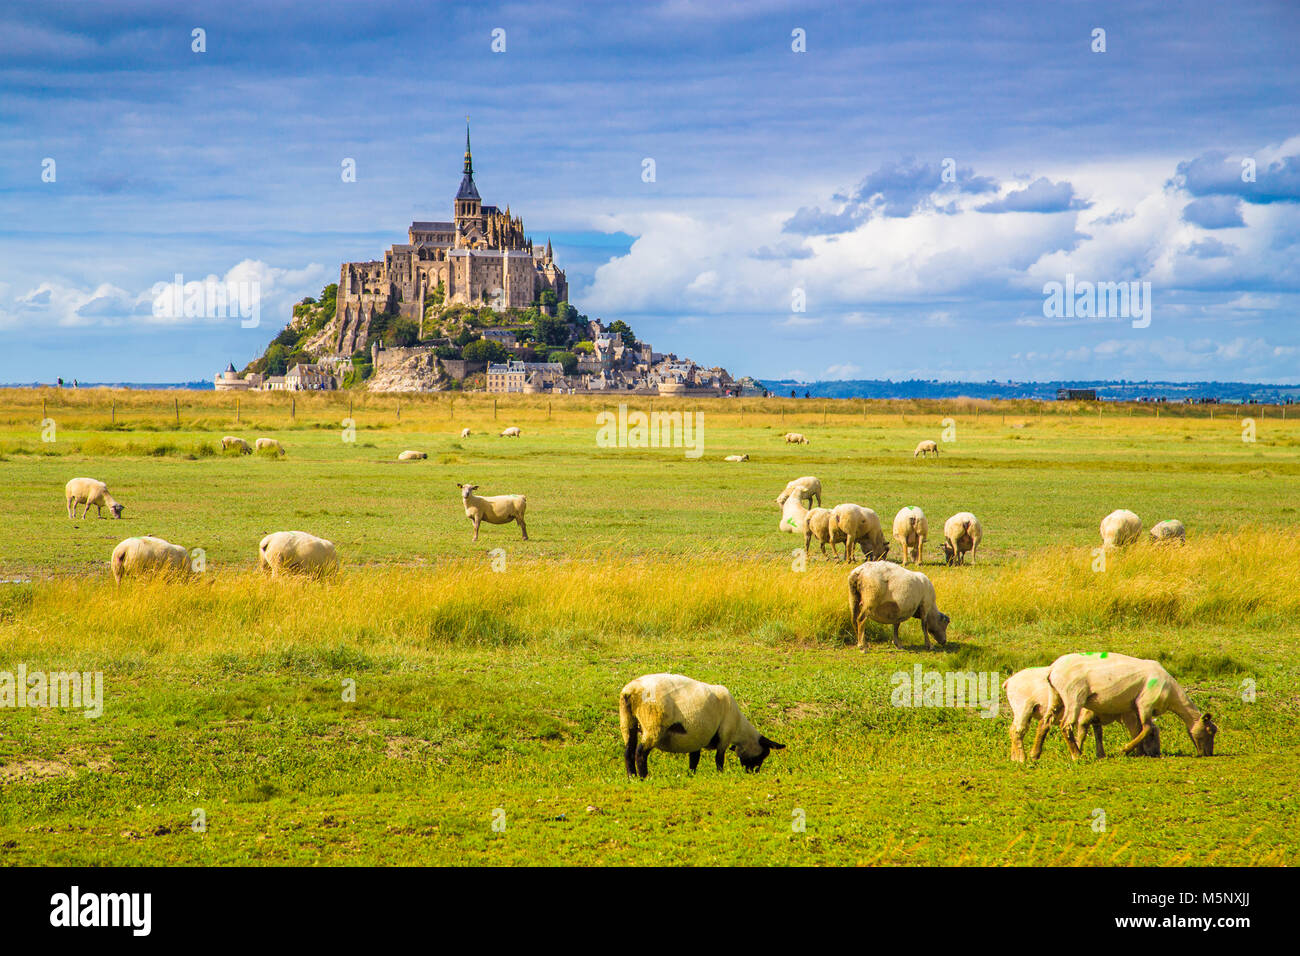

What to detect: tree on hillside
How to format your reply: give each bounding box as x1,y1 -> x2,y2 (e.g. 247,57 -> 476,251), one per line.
547,350 -> 578,375
533,313 -> 570,347
463,338 -> 508,363
608,320 -> 636,348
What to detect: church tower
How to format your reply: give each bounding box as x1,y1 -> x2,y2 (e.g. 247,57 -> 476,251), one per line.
454,123 -> 482,232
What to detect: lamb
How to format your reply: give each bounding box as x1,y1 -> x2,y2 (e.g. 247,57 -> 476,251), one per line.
1003,666 -> 1160,762
942,512 -> 983,565
723,454 -> 749,462
255,438 -> 285,456
460,427 -> 471,438
500,426 -> 521,438
783,432 -> 809,444
397,450 -> 427,461
619,673 -> 785,779
221,436 -> 252,454
892,506 -> 928,565
804,507 -> 847,559
777,476 -> 821,509
110,536 -> 191,584
832,504 -> 888,563
1149,519 -> 1186,544
913,439 -> 939,458
65,478 -> 124,519
847,561 -> 949,650
457,483 -> 528,541
257,530 -> 338,578
776,489 -> 810,535
1100,509 -> 1142,547
1047,652 -> 1217,759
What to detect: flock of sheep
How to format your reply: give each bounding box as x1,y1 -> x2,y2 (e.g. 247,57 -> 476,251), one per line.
61,425 -> 1214,779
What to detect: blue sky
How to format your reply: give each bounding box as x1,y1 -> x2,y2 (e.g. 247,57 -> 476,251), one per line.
2,0 -> 1298,383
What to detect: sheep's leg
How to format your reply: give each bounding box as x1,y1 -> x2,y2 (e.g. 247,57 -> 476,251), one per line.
517,516 -> 528,541
688,751 -> 700,772
891,622 -> 903,649
66,497 -> 73,518
715,748 -> 725,771
1119,722 -> 1154,755
1092,721 -> 1105,758
623,728 -> 639,777
471,515 -> 480,542
1029,716 -> 1052,760
83,501 -> 94,518
1010,708 -> 1031,762
634,745 -> 650,779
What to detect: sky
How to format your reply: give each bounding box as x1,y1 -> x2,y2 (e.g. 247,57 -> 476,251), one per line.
1,0 -> 1298,384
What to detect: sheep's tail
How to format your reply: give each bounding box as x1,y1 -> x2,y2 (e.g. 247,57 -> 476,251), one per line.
619,691 -> 639,775
517,495 -> 527,517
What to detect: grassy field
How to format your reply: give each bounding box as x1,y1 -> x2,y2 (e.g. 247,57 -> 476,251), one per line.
0,388 -> 1297,865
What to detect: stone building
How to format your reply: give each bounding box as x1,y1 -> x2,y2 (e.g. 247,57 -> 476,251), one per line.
214,362 -> 264,391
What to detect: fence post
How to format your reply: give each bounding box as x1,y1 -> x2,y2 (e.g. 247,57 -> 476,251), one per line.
111,399 -> 115,425
174,397 -> 179,426
292,396 -> 296,421
493,399 -> 498,420
397,400 -> 401,423
236,397 -> 240,423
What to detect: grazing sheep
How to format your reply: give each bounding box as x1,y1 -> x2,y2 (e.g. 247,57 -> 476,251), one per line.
892,506 -> 929,565
500,426 -> 521,438
397,450 -> 427,461
1004,666 -> 1160,763
804,507 -> 847,559
221,436 -> 252,454
783,432 -> 809,444
460,427 -> 471,438
457,483 -> 527,541
110,536 -> 191,584
942,512 -> 983,566
65,478 -> 124,519
777,476 -> 822,509
832,504 -> 888,563
1100,509 -> 1142,547
914,439 -> 939,458
848,561 -> 949,650
255,438 -> 285,456
257,530 -> 338,578
776,490 -> 810,535
1149,519 -> 1186,544
723,454 -> 749,462
619,673 -> 785,779
1047,652 -> 1217,759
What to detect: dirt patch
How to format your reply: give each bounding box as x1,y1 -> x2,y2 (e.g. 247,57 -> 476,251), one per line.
0,753 -> 113,785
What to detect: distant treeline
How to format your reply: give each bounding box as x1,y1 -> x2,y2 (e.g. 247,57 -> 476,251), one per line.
761,379 -> 1300,403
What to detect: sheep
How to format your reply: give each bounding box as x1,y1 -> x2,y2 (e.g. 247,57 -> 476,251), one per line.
804,507 -> 847,559
460,427 -> 471,438
913,439 -> 939,458
257,530 -> 338,578
65,478 -> 124,519
832,504 -> 889,563
776,489 -> 810,535
1149,519 -> 1186,544
255,438 -> 285,456
777,476 -> 821,509
1047,652 -> 1217,759
500,426 -> 521,438
619,673 -> 785,778
110,536 -> 191,584
1003,666 -> 1161,763
221,436 -> 252,454
848,561 -> 949,651
723,454 -> 749,462
942,512 -> 983,566
783,432 -> 809,444
892,506 -> 928,565
1100,509 -> 1142,547
397,450 -> 427,461
457,483 -> 527,541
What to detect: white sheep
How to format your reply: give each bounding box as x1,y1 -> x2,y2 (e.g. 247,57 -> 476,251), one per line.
110,536 -> 191,584
776,490 -> 810,535
65,478 -> 124,519
1100,509 -> 1142,547
258,530 -> 338,578
1149,519 -> 1186,544
777,476 -> 821,509
397,450 -> 427,461
460,427 -> 471,438
831,504 -> 888,563
848,560 -> 949,650
723,454 -> 749,462
913,439 -> 939,458
457,483 -> 527,541
221,436 -> 252,454
783,432 -> 809,444
255,438 -> 285,456
892,506 -> 928,565
804,507 -> 847,559
618,673 -> 785,778
1047,652 -> 1217,759
1004,665 -> 1160,762
500,426 -> 521,438
942,512 -> 983,566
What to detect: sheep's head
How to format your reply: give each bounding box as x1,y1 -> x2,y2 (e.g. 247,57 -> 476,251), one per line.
735,734 -> 786,772
928,610 -> 950,646
111,503 -> 124,518
1190,713 -> 1217,756
456,483 -> 477,498
942,542 -> 956,565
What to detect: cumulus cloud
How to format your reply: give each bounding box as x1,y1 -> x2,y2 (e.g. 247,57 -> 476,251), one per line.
1172,150 -> 1300,205
977,178 -> 1090,214
1182,195 -> 1245,229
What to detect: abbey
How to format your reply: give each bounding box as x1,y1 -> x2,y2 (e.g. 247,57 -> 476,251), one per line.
329,126 -> 568,355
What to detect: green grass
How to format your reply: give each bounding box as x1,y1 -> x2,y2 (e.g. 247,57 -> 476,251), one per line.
0,389 -> 1296,865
